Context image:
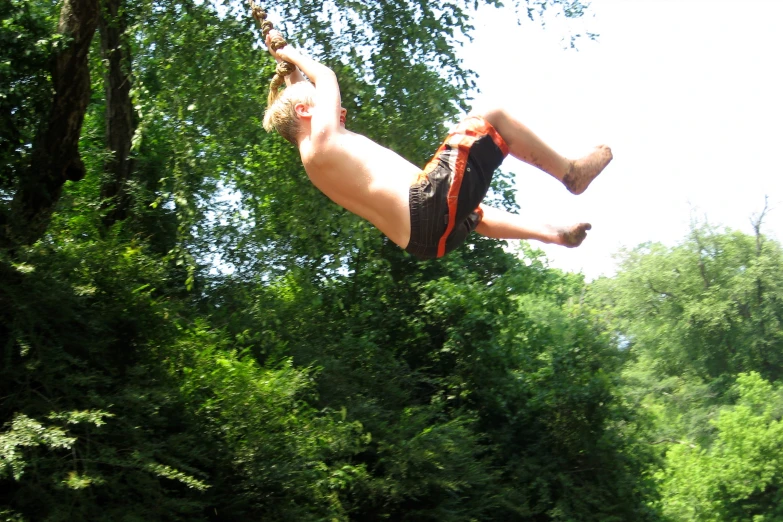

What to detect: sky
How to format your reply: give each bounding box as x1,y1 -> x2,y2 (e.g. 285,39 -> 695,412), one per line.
458,0 -> 783,279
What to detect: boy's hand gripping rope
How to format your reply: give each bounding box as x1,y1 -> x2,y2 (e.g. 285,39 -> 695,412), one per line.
248,1 -> 296,106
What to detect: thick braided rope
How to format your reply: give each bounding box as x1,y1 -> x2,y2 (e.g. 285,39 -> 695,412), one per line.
248,1 -> 296,106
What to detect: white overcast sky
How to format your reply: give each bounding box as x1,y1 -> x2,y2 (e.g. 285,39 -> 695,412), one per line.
458,0 -> 783,279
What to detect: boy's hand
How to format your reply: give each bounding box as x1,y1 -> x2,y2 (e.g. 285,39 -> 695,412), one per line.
265,30 -> 283,60
266,30 -> 299,64
554,223 -> 592,248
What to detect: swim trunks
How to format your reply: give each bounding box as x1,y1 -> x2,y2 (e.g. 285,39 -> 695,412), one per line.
405,116 -> 509,259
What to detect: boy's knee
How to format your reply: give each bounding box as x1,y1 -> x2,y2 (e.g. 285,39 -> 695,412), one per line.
471,106 -> 508,128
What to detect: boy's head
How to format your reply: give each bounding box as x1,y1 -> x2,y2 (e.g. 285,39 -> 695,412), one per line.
262,81 -> 316,145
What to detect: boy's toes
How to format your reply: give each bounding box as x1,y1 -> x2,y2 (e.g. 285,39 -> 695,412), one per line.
558,222 -> 592,248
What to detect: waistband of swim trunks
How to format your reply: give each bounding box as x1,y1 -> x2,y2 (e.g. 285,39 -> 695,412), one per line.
453,116 -> 509,157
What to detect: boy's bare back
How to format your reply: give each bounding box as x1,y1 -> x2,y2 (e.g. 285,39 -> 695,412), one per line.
298,126 -> 419,250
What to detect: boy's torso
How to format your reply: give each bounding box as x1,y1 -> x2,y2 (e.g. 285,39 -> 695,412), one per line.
299,129 -> 419,249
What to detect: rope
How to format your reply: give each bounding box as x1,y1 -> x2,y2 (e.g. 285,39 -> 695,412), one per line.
248,1 -> 297,106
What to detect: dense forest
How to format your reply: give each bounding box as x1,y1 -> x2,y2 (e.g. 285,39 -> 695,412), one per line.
2,0 -> 783,520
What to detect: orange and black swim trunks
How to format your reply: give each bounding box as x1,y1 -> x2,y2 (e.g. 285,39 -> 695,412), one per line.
405,116 -> 509,259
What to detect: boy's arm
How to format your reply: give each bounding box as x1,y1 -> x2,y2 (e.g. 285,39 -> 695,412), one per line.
475,205 -> 591,248
282,63 -> 307,87
267,32 -> 341,136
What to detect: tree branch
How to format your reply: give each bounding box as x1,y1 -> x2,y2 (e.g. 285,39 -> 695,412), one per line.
2,0 -> 100,248
649,438 -> 696,449
99,0 -> 137,230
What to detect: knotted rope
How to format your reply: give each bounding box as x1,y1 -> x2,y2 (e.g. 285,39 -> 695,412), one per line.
248,1 -> 297,106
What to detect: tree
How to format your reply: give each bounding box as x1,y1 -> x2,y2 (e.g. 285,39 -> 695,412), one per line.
2,0 -> 99,247
588,218 -> 783,520
2,0 -> 660,520
590,221 -> 783,385
656,372 -> 783,522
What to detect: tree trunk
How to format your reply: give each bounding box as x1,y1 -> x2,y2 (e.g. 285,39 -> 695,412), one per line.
99,0 -> 136,229
3,0 -> 99,248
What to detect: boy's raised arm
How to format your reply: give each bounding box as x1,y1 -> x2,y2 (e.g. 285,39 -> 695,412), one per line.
266,32 -> 342,136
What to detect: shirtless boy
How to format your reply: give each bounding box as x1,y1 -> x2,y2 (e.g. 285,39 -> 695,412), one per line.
262,31 -> 613,260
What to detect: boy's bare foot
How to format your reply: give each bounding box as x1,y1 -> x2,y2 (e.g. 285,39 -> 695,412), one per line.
563,145 -> 613,195
555,223 -> 592,248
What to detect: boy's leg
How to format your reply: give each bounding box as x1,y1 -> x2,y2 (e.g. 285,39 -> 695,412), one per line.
478,107 -> 613,195
475,205 -> 591,247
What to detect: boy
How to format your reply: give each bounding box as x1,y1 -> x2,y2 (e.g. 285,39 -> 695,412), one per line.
262,31 -> 613,259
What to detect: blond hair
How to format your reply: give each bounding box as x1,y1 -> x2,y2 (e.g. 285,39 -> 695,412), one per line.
262,81 -> 315,145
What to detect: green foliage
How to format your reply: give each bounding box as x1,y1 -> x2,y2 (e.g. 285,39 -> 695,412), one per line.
0,0 -> 667,520
0,413 -> 77,481
591,223 -> 783,384
0,240 -> 212,520
0,0 -> 58,191
590,221 -> 783,521
657,373 -> 783,521
173,328 -> 369,520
